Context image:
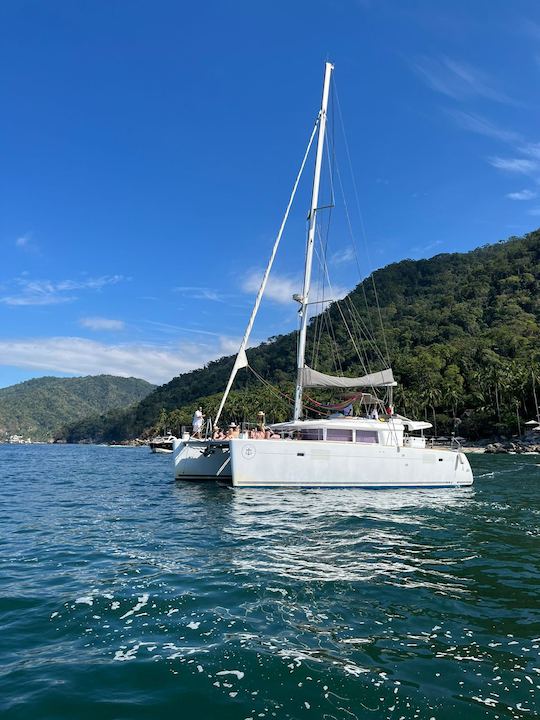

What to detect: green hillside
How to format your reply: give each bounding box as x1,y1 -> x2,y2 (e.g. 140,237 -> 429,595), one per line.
59,230 -> 540,442
0,375 -> 155,442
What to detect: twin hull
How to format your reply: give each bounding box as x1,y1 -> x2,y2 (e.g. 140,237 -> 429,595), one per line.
173,440 -> 232,481
173,438 -> 473,488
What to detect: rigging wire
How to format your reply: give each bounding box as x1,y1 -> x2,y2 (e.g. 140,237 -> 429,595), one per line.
247,365 -> 329,417
313,228 -> 345,374
311,98 -> 347,375
306,79 -> 389,403
310,99 -> 336,370
333,79 -> 391,368
216,113 -> 320,425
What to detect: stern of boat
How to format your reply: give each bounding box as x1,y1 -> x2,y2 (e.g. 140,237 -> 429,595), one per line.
173,438 -> 231,481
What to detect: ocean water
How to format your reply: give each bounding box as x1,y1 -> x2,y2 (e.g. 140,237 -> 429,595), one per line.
0,445 -> 539,720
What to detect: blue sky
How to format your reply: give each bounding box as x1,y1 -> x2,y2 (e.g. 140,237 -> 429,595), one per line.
1,0 -> 540,388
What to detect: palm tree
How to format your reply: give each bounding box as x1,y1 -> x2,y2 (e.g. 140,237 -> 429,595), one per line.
420,386 -> 442,436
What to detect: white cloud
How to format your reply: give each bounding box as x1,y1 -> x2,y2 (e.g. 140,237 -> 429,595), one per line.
14,234 -> 40,255
218,336 -> 242,355
80,317 -> 125,331
313,279 -> 350,303
488,157 -> 538,174
242,271 -> 299,305
413,56 -> 514,104
412,239 -> 444,255
174,286 -> 226,302
0,275 -> 125,306
447,110 -> 522,144
0,336 -> 243,385
506,189 -> 536,200
242,269 -> 350,307
520,142 -> 540,159
1,283 -> 75,306
331,247 -> 355,265
445,100 -> 540,185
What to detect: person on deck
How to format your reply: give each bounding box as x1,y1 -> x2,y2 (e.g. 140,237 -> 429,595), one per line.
256,411 -> 266,437
226,422 -> 240,439
369,407 -> 379,420
192,407 -> 204,438
212,426 -> 225,440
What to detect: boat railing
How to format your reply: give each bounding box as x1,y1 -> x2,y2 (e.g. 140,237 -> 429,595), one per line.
450,435 -> 462,453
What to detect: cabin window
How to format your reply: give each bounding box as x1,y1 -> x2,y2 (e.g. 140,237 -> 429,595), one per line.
355,430 -> 379,444
326,428 -> 353,442
299,428 -> 323,441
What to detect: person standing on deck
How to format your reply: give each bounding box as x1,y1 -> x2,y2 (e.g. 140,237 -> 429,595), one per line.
192,407 -> 204,438
256,411 -> 266,437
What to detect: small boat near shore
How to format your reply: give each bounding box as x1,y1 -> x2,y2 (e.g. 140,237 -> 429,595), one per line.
149,435 -> 176,454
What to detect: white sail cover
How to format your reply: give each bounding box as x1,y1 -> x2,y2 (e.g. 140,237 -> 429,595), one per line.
301,366 -> 395,388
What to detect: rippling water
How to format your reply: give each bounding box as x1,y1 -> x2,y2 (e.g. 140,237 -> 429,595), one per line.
1,445 -> 539,719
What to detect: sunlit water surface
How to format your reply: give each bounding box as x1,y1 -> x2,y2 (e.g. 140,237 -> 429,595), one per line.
1,445 -> 539,719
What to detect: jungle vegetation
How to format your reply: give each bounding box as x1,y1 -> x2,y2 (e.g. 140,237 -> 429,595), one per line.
58,231 -> 540,443
0,375 -> 155,442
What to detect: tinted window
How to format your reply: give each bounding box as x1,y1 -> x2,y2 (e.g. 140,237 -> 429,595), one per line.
300,428 -> 323,441
326,428 -> 353,442
355,430 -> 379,444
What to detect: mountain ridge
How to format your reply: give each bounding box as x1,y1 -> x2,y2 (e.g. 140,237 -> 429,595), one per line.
0,375 -> 156,441
58,230 -> 540,442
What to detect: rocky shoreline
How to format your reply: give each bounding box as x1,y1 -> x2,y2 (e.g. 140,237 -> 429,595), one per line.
461,431 -> 540,454
482,440 -> 540,454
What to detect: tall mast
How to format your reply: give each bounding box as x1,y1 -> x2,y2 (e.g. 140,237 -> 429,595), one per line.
293,61 -> 334,421
213,116 -> 321,429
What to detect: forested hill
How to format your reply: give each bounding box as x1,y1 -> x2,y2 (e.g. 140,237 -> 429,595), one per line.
0,375 -> 155,442
59,230 -> 540,442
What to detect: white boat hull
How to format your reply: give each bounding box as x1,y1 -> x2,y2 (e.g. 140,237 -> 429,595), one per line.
173,439 -> 232,481
229,438 -> 473,488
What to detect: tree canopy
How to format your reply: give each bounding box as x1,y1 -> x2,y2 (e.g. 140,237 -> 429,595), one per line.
58,231 -> 540,443
0,375 -> 155,442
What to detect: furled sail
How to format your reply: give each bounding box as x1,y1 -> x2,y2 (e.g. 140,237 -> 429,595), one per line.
301,366 -> 395,388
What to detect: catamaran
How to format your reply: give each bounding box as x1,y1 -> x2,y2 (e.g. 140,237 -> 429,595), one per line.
173,62 -> 474,488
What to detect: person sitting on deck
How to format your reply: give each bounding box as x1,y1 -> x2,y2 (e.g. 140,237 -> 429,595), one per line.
212,426 -> 225,440
225,422 -> 240,439
369,407 -> 379,420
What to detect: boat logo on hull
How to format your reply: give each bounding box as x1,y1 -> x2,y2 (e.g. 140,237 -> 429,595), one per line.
241,445 -> 256,459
